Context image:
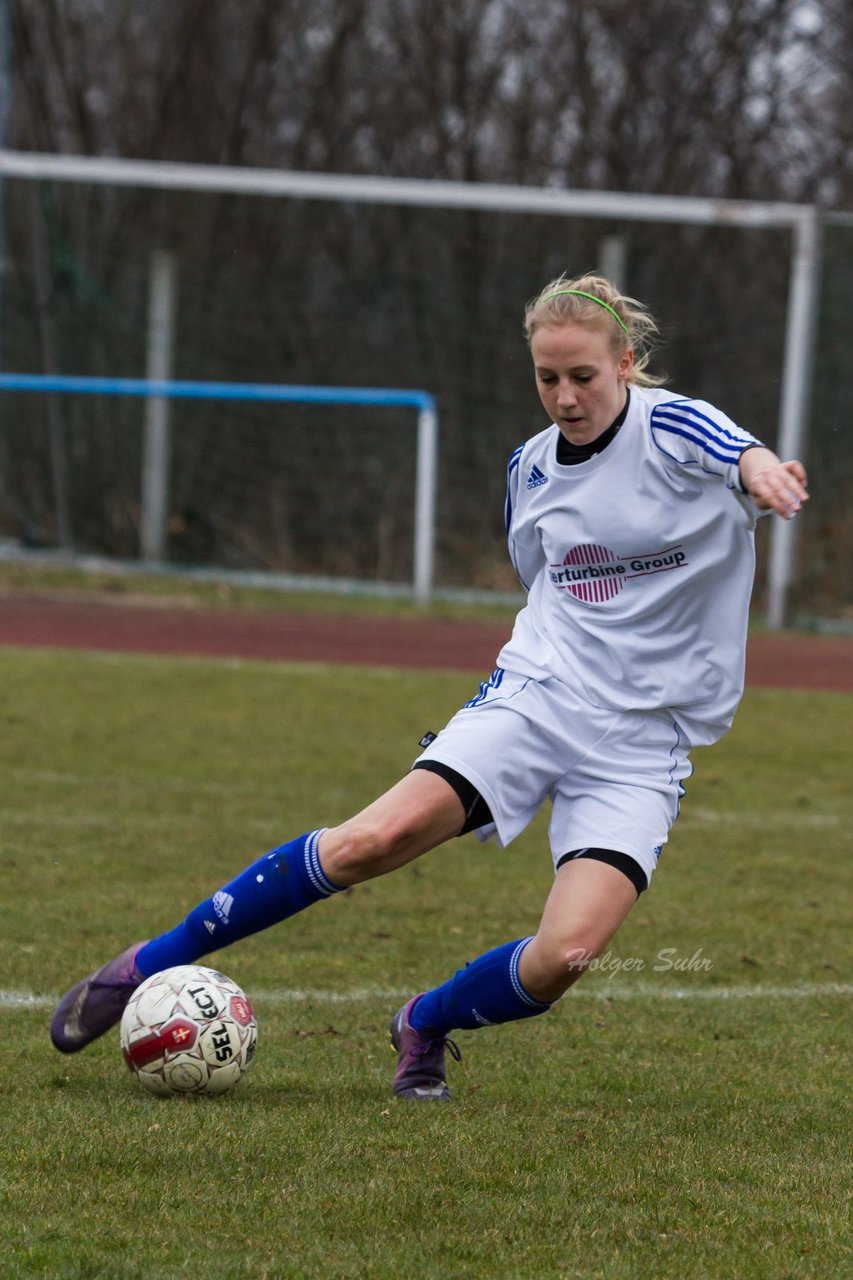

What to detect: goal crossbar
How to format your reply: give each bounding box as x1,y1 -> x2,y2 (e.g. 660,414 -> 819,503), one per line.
0,149 -> 811,227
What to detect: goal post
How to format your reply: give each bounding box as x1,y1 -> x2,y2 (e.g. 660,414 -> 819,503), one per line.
0,373 -> 439,605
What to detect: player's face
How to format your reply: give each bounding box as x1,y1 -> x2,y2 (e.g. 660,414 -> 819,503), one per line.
531,322 -> 634,445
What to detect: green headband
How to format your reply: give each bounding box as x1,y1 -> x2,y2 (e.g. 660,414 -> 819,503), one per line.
541,288 -> 629,335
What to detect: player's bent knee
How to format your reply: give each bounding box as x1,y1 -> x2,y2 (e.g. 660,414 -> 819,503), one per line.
523,934 -> 611,1001
560,942 -> 601,983
320,825 -> 389,882
320,814 -> 426,884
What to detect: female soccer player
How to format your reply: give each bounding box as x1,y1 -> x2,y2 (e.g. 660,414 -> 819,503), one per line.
51,274 -> 809,1100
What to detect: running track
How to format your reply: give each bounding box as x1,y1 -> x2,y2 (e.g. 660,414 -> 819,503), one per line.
0,593 -> 851,691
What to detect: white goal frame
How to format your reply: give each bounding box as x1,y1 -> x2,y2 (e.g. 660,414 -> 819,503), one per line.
0,149 -> 822,625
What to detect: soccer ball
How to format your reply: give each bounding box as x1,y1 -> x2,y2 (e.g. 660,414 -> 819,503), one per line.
120,965 -> 257,1097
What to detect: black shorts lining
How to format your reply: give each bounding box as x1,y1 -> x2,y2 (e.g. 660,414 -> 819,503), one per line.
555,847 -> 649,895
411,759 -> 494,835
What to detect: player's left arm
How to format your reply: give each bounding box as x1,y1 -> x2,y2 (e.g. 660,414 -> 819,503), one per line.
738,446 -> 809,521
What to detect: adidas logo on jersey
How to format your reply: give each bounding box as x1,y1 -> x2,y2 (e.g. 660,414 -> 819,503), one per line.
526,465 -> 548,490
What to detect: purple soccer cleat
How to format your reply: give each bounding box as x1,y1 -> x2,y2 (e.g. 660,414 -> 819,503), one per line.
389,995 -> 461,1100
50,942 -> 148,1053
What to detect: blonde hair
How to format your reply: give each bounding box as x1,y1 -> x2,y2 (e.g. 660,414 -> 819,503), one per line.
524,273 -> 664,387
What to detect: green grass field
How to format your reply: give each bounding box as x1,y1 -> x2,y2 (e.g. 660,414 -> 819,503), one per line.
0,646 -> 850,1280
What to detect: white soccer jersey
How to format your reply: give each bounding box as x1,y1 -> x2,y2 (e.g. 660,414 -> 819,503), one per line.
498,386 -> 768,746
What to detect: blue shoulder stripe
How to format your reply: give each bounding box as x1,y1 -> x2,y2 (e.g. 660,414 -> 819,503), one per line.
656,399 -> 752,447
652,406 -> 748,463
652,402 -> 759,457
653,423 -> 744,468
505,445 -> 524,533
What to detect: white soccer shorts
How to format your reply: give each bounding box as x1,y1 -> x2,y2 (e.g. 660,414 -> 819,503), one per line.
416,669 -> 693,886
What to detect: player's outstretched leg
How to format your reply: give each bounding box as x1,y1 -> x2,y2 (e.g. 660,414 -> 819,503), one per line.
50,828 -> 339,1053
50,770 -> 468,1054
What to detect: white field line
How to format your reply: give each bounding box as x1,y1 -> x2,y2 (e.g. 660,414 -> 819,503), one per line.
2,771 -> 844,828
5,767 -> 272,798
0,810 -> 275,835
4,980 -> 851,1013
683,806 -> 840,829
0,807 -> 842,835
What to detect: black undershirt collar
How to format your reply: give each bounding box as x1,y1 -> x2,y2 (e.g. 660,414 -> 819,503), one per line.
556,388 -> 631,465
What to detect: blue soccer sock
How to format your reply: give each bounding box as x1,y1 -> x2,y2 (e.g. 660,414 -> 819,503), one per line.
136,829 -> 341,977
410,937 -> 551,1036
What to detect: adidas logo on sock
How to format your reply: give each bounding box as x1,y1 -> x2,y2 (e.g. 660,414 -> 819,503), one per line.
526,465 -> 548,490
204,920 -> 216,934
212,890 -> 234,924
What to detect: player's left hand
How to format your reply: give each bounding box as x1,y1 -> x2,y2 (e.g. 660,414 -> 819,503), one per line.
744,459 -> 809,520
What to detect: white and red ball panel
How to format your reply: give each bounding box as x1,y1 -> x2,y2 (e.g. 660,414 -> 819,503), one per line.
120,965 -> 257,1097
